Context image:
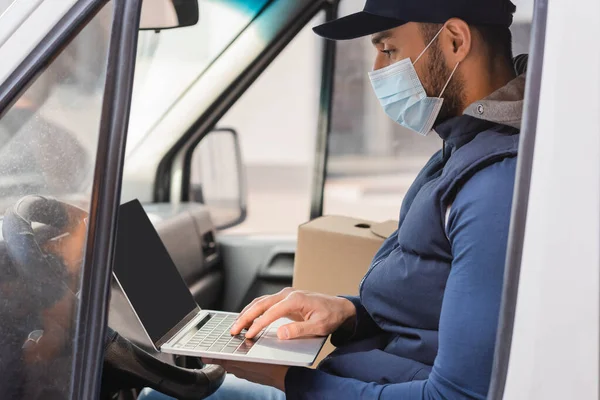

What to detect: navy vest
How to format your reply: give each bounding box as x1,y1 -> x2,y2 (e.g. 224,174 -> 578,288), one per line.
320,115 -> 519,384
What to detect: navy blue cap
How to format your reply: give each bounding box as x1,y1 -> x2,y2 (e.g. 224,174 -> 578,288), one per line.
313,0 -> 517,40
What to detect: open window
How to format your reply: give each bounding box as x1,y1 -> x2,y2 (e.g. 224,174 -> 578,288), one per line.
184,10 -> 326,234
321,0 -> 534,223
0,2 -> 116,398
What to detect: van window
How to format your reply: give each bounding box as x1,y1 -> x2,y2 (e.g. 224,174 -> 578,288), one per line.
0,0 -> 16,15
323,0 -> 533,222
323,0 -> 441,222
217,12 -> 325,234
0,4 -> 112,208
127,0 -> 270,155
0,4 -> 112,398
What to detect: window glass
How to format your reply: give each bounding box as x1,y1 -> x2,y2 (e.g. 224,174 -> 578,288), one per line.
323,0 -> 440,222
127,0 -> 270,156
207,12 -> 325,234
0,3 -> 112,398
512,0 -> 534,55
0,0 -> 16,16
323,0 -> 533,222
0,0 -> 79,86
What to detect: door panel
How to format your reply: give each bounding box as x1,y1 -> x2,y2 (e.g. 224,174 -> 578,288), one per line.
238,249 -> 295,311
217,235 -> 296,312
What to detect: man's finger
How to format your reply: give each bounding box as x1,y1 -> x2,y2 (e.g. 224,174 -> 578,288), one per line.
238,295 -> 267,318
237,288 -> 293,320
277,321 -> 319,340
245,297 -> 300,338
231,296 -> 282,335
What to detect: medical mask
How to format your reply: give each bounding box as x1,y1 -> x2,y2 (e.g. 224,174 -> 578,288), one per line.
368,27 -> 460,136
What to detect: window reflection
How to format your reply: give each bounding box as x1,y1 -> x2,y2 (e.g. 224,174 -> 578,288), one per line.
0,3 -> 112,399
127,0 -> 270,156
0,0 -> 16,17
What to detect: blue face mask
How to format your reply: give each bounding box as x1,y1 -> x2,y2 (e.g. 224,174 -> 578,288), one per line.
368,27 -> 460,136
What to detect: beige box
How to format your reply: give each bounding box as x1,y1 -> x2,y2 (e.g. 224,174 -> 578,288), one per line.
292,215 -> 397,364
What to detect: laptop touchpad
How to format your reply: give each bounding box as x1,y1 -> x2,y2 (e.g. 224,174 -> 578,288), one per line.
251,326 -> 323,358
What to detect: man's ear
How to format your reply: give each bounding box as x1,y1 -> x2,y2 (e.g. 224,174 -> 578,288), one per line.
442,18 -> 472,64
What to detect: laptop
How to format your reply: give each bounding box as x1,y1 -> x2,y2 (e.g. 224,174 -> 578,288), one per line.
112,199 -> 326,366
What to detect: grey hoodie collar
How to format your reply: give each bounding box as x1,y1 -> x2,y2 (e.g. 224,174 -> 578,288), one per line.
463,74 -> 526,130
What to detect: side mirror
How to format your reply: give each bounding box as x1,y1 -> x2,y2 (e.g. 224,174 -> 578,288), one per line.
189,128 -> 247,230
139,0 -> 199,31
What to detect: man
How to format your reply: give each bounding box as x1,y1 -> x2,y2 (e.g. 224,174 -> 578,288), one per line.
140,0 -> 523,398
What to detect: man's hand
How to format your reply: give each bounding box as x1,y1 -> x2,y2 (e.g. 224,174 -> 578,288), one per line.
203,358 -> 288,392
231,288 -> 356,340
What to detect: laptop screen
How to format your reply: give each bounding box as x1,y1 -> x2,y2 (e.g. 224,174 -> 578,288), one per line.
113,200 -> 198,345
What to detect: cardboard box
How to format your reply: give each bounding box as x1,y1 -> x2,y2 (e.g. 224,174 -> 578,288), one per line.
292,215 -> 397,364
293,215 -> 397,296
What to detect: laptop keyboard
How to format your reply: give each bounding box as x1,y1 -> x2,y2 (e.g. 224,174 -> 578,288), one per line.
179,313 -> 266,355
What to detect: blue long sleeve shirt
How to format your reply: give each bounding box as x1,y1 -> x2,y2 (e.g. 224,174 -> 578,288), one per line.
285,156 -> 517,400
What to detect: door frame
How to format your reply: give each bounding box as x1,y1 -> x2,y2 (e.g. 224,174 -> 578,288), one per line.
0,0 -> 143,398
71,0 -> 142,398
309,0 -> 338,220
487,0 -> 548,398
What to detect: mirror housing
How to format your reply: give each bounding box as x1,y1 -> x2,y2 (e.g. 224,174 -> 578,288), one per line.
189,128 -> 247,230
139,0 -> 199,31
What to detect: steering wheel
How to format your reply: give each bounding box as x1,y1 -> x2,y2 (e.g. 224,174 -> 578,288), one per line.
2,195 -> 225,400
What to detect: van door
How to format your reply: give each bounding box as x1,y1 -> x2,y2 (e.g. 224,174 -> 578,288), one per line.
0,0 -> 141,398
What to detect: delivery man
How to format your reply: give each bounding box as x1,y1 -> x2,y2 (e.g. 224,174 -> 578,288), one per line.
141,0 -> 523,398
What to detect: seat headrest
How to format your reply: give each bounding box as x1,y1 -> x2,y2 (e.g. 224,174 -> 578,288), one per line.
513,54 -> 528,75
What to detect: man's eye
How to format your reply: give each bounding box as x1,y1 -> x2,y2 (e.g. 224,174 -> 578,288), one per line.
381,49 -> 395,58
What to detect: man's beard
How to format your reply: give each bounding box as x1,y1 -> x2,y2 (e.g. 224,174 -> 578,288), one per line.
420,41 -> 465,124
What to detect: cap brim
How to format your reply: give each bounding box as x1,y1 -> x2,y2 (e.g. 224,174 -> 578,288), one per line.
313,11 -> 406,41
